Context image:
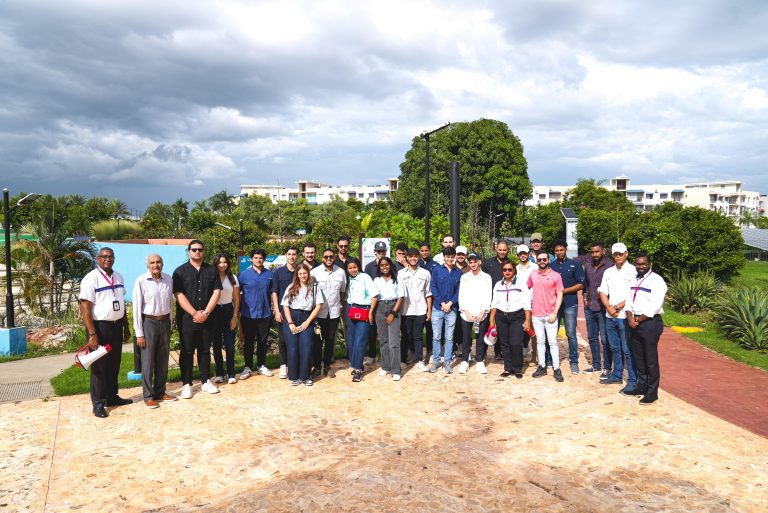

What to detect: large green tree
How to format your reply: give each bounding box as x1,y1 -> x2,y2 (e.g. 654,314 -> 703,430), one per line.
562,178 -> 635,213
393,119 -> 532,235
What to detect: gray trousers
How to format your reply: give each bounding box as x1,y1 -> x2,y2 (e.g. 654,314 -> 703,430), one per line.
375,300 -> 401,375
140,318 -> 171,401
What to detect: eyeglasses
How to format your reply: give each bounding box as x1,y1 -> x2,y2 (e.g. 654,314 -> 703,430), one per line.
189,248 -> 204,253
536,258 -> 548,262
502,268 -> 514,272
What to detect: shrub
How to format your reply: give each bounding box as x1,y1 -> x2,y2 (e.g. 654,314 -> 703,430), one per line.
713,287 -> 768,352
666,272 -> 720,314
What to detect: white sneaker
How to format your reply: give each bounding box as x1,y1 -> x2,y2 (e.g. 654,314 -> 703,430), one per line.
279,364 -> 288,379
201,380 -> 220,394
392,374 -> 401,381
458,361 -> 469,374
363,356 -> 374,366
258,365 -> 274,377
227,377 -> 237,385
378,369 -> 387,377
476,361 -> 488,374
240,367 -> 252,380
416,361 -> 429,372
181,384 -> 192,399
214,376 -> 224,383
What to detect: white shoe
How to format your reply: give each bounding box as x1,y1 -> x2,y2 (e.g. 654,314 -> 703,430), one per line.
363,357 -> 374,366
476,361 -> 488,374
214,376 -> 224,383
181,384 -> 192,399
227,377 -> 237,385
201,380 -> 220,394
240,367 -> 252,380
378,369 -> 388,377
258,365 -> 274,377
415,361 -> 429,372
458,361 -> 469,374
279,364 -> 288,379
392,374 -> 401,381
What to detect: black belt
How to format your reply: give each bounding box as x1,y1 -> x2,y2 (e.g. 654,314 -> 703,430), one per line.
378,299 -> 397,304
94,319 -> 123,324
143,313 -> 171,321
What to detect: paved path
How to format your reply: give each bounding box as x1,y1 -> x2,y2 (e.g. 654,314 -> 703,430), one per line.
575,308 -> 768,438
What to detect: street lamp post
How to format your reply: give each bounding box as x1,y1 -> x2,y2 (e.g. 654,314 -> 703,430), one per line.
3,189 -> 42,328
214,220 -> 245,256
420,123 -> 451,245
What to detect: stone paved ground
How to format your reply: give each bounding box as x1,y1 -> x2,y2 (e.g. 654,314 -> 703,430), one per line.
1,337 -> 767,513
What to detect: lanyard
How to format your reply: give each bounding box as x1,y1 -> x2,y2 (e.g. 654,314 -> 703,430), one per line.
97,269 -> 117,298
632,271 -> 652,302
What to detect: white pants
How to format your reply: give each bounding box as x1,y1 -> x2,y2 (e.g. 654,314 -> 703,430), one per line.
532,315 -> 560,370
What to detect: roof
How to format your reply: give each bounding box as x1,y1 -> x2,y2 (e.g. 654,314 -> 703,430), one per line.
560,208 -> 577,220
742,229 -> 768,252
626,189 -> 644,193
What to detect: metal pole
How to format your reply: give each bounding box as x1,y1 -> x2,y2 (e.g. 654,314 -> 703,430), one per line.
424,134 -> 430,244
3,189 -> 14,328
449,162 -> 460,245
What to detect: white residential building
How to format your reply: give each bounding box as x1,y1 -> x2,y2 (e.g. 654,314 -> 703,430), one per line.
240,179 -> 400,205
525,175 -> 762,221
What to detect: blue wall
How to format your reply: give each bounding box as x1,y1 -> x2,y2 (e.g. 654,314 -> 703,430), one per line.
94,243 -> 189,298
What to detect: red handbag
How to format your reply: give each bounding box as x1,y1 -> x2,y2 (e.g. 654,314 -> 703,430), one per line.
348,306 -> 370,322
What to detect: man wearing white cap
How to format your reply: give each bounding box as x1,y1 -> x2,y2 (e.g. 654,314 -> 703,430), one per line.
516,244 -> 536,358
598,242 -> 638,394
455,245 -> 471,274
457,253 -> 493,374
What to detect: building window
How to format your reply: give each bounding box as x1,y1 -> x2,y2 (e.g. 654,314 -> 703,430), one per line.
646,193 -> 654,199
539,194 -> 546,200
660,193 -> 668,199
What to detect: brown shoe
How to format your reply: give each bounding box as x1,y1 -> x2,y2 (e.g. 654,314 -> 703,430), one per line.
158,393 -> 177,401
145,399 -> 159,409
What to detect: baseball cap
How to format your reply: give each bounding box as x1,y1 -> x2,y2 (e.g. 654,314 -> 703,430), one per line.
456,245 -> 468,254
530,232 -> 543,242
374,241 -> 387,252
517,244 -> 530,254
467,252 -> 480,261
611,242 -> 628,254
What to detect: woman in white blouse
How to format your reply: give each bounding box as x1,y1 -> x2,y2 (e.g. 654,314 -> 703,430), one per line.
371,257 -> 406,381
281,264 -> 324,386
212,254 -> 240,384
345,258 -> 378,383
489,263 -> 532,379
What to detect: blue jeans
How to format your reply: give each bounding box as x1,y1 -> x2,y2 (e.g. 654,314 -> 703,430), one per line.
346,306 -> 371,371
584,308 -> 609,371
431,307 -> 457,363
284,309 -> 314,381
557,304 -> 579,364
606,316 -> 636,385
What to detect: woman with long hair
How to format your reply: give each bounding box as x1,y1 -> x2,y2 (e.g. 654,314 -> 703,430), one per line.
345,257 -> 378,382
281,263 -> 323,386
212,253 -> 240,384
488,263 -> 532,379
371,257 -> 405,381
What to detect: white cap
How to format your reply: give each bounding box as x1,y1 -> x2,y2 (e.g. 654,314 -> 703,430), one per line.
456,245 -> 468,254
517,244 -> 530,254
611,242 -> 628,254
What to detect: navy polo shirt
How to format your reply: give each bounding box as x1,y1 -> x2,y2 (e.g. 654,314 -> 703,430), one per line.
239,266 -> 274,319
550,257 -> 585,309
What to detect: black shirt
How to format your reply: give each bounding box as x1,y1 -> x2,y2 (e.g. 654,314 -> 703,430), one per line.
364,259 -> 381,278
333,256 -> 349,271
172,262 -> 222,325
303,258 -> 321,269
481,256 -> 511,286
272,265 -> 296,302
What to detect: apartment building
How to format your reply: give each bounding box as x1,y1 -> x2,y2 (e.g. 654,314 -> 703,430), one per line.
240,179 -> 400,205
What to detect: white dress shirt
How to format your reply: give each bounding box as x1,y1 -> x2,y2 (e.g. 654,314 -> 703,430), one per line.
458,270 -> 493,322
80,267 -> 127,322
398,266 -> 432,316
132,271 -> 174,337
597,263 -> 637,319
491,278 -> 532,313
310,264 -> 347,318
625,271 -> 667,317
373,276 -> 406,301
281,285 -> 324,311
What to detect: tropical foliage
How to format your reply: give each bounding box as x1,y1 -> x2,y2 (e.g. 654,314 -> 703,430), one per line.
713,287 -> 768,352
666,272 -> 720,314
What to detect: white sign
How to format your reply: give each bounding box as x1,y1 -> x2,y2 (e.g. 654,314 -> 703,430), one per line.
361,238 -> 390,270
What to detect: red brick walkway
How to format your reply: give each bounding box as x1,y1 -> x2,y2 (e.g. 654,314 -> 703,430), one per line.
576,306 -> 768,438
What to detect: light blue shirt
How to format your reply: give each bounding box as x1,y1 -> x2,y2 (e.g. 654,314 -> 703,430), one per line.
347,273 -> 378,306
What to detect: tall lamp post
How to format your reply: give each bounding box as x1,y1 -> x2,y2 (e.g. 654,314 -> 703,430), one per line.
3,189 -> 42,328
214,219 -> 245,256
420,123 -> 451,245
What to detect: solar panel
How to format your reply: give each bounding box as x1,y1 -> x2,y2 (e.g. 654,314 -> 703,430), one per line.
742,228 -> 768,252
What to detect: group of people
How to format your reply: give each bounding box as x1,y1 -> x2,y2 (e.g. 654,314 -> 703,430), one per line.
78,233 -> 666,418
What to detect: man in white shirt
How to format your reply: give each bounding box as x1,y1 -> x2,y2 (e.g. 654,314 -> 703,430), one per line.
310,248 -> 347,378
132,254 -> 176,408
399,248 -> 433,371
515,244 -> 536,358
457,253 -> 493,374
598,242 -> 638,394
79,247 -> 132,418
626,252 -> 668,405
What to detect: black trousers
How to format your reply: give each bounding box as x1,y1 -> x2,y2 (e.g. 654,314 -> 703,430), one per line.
460,317 -> 490,362
91,320 -> 124,409
496,309 -> 525,373
367,322 -> 377,358
241,316 -> 273,369
180,317 -> 214,385
314,316 -> 340,369
402,314 -> 426,363
276,318 -> 288,366
630,316 -> 663,398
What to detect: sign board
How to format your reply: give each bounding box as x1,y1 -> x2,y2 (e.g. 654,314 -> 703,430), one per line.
238,255 -> 251,274
361,237 -> 390,270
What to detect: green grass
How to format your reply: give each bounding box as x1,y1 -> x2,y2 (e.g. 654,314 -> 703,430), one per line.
664,305 -> 768,372
728,260 -> 768,290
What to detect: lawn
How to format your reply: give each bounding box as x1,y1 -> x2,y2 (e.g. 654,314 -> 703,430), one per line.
727,260 -> 768,290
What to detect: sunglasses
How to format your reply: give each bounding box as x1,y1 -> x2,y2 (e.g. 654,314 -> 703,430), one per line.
337,244 -> 349,248
502,268 -> 514,272
323,255 -> 335,259
189,248 -> 204,253
536,258 -> 548,262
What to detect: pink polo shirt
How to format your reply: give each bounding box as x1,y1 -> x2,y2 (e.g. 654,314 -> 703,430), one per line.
527,269 -> 564,317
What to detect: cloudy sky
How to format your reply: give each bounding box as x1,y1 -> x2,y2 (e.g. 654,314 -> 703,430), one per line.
2,0 -> 767,210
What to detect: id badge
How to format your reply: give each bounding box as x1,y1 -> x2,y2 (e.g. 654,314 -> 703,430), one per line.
113,300 -> 121,312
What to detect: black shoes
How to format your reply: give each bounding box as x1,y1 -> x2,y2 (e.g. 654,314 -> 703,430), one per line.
106,396 -> 132,407
500,371 -> 512,378
620,386 -> 643,396
532,366 -> 547,378
553,369 -> 564,382
639,395 -> 658,405
93,407 -> 108,418
494,354 -> 503,361
515,373 -> 523,379
325,366 -> 336,379
352,370 -> 363,382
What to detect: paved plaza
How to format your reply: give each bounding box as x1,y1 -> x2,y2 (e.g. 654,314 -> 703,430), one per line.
2,337 -> 767,513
